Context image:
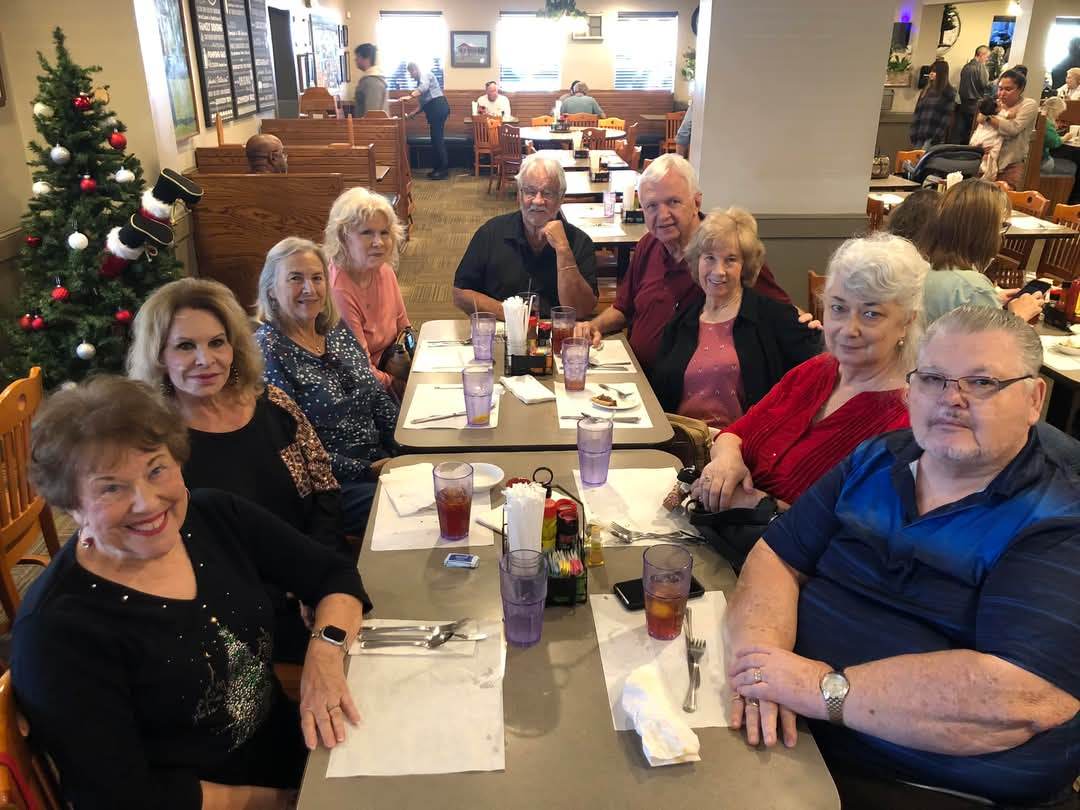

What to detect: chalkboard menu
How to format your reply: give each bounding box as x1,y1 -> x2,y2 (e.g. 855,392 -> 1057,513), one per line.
247,0 -> 276,113
190,0 -> 234,126
223,0 -> 257,117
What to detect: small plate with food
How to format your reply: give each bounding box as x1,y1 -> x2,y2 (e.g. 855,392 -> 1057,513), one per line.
589,391 -> 641,411
1053,336 -> 1080,356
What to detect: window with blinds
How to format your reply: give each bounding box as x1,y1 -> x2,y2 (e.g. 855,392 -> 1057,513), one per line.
613,12 -> 677,90
377,12 -> 446,91
497,13 -> 563,92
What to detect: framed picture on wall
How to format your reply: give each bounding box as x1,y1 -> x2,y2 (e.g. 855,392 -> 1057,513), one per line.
154,0 -> 200,141
451,31 -> 491,68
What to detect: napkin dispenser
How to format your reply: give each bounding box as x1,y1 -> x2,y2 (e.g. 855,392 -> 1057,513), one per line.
623,208 -> 645,224
506,349 -> 553,377
574,149 -> 589,159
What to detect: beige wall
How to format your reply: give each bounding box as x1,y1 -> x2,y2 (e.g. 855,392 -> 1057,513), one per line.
340,0 -> 698,101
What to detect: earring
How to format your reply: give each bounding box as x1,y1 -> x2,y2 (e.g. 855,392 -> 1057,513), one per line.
269,297 -> 280,312
79,535 -> 94,549
229,365 -> 240,386
161,377 -> 175,394
898,337 -> 906,348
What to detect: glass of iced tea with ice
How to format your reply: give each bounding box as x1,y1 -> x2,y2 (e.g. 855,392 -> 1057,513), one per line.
433,461 -> 473,540
550,306 -> 576,354
642,544 -> 693,640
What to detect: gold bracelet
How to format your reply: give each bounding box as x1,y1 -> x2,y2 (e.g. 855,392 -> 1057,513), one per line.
557,265 -> 577,272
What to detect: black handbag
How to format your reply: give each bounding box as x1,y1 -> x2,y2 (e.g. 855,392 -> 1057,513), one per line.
686,496 -> 781,574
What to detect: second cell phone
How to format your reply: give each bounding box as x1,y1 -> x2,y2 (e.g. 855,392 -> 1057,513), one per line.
613,577 -> 705,611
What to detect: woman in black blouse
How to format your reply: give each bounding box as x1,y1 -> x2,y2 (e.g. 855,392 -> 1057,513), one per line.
128,277 -> 346,661
14,376 -> 369,810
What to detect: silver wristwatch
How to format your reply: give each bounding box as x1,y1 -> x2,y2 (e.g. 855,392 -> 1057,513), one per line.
820,670 -> 850,725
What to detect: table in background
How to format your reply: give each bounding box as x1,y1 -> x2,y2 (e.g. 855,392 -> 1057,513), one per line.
396,320 -> 672,452
868,174 -> 920,191
1038,323 -> 1080,434
297,450 -> 840,810
518,126 -> 626,143
561,202 -> 647,273
532,149 -> 626,172
465,116 -> 520,124
640,113 -> 670,121
564,170 -> 640,202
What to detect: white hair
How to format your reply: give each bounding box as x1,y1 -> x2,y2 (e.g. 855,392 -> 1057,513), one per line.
639,153 -> 700,196
921,306 -> 1043,377
517,154 -> 567,199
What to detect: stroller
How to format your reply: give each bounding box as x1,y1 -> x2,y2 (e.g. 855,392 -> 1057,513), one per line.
904,144 -> 984,184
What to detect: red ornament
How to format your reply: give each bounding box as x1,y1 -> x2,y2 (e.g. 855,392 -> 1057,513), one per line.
51,285 -> 70,302
19,315 -> 32,331
25,235 -> 42,247
31,316 -> 45,331
115,309 -> 133,324
79,175 -> 98,193
108,131 -> 127,150
73,93 -> 92,111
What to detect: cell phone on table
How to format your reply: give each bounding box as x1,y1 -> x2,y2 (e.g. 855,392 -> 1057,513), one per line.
613,577 -> 705,611
1006,279 -> 1051,302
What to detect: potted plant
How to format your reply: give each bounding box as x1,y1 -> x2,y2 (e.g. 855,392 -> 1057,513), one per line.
885,51 -> 913,87
681,47 -> 696,82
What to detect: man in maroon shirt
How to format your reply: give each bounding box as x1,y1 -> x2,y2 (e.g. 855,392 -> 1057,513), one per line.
575,154 -> 799,374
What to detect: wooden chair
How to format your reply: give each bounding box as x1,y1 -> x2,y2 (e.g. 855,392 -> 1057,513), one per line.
626,145 -> 642,171
598,117 -> 625,130
662,111 -> 686,153
0,368 -> 60,634
581,127 -> 618,151
1035,203 -> 1080,281
492,125 -> 525,199
298,87 -> 338,118
1001,189 -> 1050,269
807,270 -> 826,324
531,115 -> 555,126
565,113 -> 599,127
472,113 -> 501,177
986,254 -> 1024,289
895,149 -> 925,174
642,157 -> 653,172
0,671 -> 64,809
866,196 -> 886,232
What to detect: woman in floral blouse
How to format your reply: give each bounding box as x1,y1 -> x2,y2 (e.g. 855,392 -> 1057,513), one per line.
255,237 -> 399,538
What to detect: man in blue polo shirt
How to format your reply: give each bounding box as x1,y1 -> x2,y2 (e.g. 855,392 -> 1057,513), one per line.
725,306 -> 1079,808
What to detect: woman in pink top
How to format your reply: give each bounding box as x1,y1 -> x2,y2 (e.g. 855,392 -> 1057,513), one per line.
324,187 -> 411,397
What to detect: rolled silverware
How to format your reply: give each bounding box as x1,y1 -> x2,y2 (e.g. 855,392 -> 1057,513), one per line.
409,410 -> 467,425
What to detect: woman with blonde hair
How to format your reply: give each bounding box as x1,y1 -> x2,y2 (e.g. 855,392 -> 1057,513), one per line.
920,179 -> 1044,323
324,186 -> 411,397
1040,96 -> 1077,178
650,208 -> 821,429
255,237 -> 399,537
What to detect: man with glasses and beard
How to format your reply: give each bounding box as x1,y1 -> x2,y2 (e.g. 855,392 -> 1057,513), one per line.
724,306 -> 1080,809
452,154 -> 598,319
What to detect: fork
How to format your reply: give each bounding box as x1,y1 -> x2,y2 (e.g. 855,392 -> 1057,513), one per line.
357,629 -> 456,650
683,610 -> 706,712
608,521 -> 700,542
597,383 -> 632,399
362,619 -> 469,635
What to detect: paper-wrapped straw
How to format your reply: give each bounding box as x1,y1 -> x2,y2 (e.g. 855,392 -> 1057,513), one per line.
504,296 -> 528,355
554,99 -> 561,117
504,482 -> 546,553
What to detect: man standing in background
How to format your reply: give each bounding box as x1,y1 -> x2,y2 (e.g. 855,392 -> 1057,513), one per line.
956,45 -> 990,143
353,43 -> 388,117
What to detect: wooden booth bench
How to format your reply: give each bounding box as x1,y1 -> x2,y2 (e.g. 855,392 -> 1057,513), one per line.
193,143 -> 383,190
191,173 -> 345,312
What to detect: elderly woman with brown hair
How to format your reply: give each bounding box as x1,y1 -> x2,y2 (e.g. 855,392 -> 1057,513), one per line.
650,208 -> 821,429
12,376 -> 369,810
255,237 -> 399,537
921,178 -> 1044,323
324,186 -> 411,397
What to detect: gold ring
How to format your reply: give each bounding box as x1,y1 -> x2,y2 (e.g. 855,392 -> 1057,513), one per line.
747,697 -> 760,707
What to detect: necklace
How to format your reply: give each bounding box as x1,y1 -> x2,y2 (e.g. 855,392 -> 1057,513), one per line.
292,330 -> 325,355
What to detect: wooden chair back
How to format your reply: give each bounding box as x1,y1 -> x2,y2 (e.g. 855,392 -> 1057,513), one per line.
1021,113 -> 1047,193
191,173 -> 345,310
866,196 -> 886,232
565,113 -> 599,127
0,671 -> 64,810
1035,203 -> 1080,281
581,127 -> 617,151
1062,99 -> 1080,126
531,115 -> 555,126
598,117 -> 625,129
895,149 -> 925,174
627,145 -> 642,171
642,157 -> 653,172
299,86 -> 338,118
472,114 -> 501,176
0,368 -> 60,635
494,125 -> 525,199
622,121 -> 638,154
663,111 -> 686,153
985,254 -> 1024,289
807,270 -> 826,324
194,144 -> 379,189
1002,189 -> 1050,267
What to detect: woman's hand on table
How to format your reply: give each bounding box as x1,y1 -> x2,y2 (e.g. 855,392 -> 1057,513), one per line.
300,642 -> 360,750
691,444 -> 755,512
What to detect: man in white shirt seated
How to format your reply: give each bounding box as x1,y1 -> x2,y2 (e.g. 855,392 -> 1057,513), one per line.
1059,67 -> 1080,100
476,81 -> 511,119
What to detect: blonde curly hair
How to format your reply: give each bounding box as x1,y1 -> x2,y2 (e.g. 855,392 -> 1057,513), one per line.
685,207 -> 766,287
323,186 -> 404,272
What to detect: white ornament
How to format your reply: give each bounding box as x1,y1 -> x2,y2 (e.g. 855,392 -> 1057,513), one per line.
104,116 -> 118,128
115,168 -> 135,184
60,380 -> 78,391
67,231 -> 89,250
76,342 -> 97,361
32,181 -> 52,197
50,144 -> 71,165
33,102 -> 53,118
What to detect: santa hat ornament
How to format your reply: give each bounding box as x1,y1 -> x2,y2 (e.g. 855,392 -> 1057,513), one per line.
139,168 -> 204,225
100,213 -> 174,280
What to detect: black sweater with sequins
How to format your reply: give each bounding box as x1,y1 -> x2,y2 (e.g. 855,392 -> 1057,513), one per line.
11,489 -> 371,810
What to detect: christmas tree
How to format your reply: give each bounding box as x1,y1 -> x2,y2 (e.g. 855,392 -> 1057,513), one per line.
1,28 -> 188,389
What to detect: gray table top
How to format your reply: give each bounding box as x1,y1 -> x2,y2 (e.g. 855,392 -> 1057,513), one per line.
564,169 -> 640,200
868,174 -> 921,191
1038,322 -> 1080,385
561,202 -> 649,246
395,321 -> 673,451
533,148 -> 627,171
297,450 -> 840,810
519,126 -> 626,141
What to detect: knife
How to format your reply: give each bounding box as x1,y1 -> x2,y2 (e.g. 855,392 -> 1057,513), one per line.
684,606 -> 695,679
559,414 -> 640,423
358,632 -> 488,642
409,410 -> 467,425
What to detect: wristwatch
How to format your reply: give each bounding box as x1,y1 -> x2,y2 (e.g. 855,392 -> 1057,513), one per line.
311,624 -> 349,649
820,670 -> 850,725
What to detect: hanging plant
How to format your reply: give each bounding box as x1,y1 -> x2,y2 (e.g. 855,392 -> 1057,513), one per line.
887,53 -> 912,74
537,0 -> 588,20
681,48 -> 696,81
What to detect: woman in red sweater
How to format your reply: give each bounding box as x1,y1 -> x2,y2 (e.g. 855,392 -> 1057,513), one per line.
693,232 -> 928,512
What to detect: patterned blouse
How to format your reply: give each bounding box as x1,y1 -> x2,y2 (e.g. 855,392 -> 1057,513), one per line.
255,321 -> 399,482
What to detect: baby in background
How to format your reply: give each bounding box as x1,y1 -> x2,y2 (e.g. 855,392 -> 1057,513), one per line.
969,97 -> 1004,181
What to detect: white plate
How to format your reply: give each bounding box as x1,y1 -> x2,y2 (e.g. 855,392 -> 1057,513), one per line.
1053,340 -> 1080,357
589,393 -> 640,411
471,463 -> 505,489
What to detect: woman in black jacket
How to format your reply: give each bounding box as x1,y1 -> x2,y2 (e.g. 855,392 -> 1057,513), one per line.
650,208 -> 821,428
